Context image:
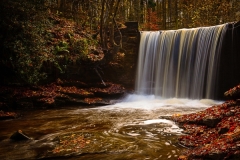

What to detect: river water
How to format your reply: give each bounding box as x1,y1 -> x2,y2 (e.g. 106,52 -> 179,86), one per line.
0,95 -> 222,160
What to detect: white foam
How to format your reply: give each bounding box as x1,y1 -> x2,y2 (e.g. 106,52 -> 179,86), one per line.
143,119 -> 173,125
143,119 -> 183,134
99,94 -> 223,110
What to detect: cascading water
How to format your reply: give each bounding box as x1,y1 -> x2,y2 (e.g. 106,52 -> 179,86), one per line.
136,24 -> 228,99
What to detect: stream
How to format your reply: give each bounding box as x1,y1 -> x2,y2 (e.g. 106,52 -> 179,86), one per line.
0,95 -> 223,160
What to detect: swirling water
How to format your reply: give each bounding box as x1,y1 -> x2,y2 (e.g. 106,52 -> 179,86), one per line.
0,95 -> 222,160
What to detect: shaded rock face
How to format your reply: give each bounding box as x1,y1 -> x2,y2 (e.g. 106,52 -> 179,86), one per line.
102,22 -> 140,90
218,21 -> 240,99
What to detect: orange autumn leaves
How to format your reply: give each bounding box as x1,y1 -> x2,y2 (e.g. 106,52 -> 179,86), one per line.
53,133 -> 91,154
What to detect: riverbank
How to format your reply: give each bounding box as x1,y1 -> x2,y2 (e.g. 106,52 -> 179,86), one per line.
172,84 -> 240,160
0,80 -> 126,113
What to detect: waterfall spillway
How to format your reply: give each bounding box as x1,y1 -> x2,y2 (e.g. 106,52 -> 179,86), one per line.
136,24 -> 228,99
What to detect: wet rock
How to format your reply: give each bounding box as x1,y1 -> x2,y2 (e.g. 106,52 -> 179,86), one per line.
207,153 -> 227,160
218,127 -> 229,134
224,84 -> 240,100
10,130 -> 32,141
202,117 -> 221,128
158,115 -> 172,120
0,111 -> 19,120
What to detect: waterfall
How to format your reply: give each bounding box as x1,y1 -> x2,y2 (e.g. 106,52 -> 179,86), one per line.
135,24 -> 228,99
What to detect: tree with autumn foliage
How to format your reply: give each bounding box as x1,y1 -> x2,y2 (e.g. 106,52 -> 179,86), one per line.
178,0 -> 240,28
144,0 -> 159,30
0,0 -> 103,85
145,8 -> 159,30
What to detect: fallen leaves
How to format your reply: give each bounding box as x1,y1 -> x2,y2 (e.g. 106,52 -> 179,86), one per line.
53,133 -> 90,154
175,102 -> 240,159
84,98 -> 103,104
224,84 -> 240,98
175,84 -> 240,159
0,81 -> 125,108
172,100 -> 239,127
90,83 -> 125,95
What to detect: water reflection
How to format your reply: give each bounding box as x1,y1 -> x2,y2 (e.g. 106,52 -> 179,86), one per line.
0,96 -> 222,160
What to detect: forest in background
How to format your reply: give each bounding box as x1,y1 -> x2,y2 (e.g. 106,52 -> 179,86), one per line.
40,0 -> 240,30
0,0 -> 240,85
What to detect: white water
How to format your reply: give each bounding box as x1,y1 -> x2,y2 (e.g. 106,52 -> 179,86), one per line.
103,94 -> 223,111
97,95 -> 223,135
107,94 -> 220,110
136,24 -> 228,99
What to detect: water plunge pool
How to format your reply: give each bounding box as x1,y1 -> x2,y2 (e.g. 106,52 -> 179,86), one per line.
0,95 -> 222,160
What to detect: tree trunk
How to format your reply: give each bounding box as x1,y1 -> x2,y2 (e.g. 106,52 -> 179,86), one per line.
100,0 -> 106,48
